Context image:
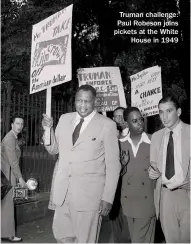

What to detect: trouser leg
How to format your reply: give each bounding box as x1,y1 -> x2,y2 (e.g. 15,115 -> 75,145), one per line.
125,216 -> 156,243
1,189 -> 15,238
52,192 -> 102,243
160,187 -> 190,243
52,196 -> 76,243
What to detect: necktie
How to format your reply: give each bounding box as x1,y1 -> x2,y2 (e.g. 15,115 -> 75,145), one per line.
72,118 -> 84,145
165,131 -> 175,179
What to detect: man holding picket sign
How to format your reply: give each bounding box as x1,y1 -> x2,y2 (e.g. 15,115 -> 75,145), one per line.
42,84 -> 121,243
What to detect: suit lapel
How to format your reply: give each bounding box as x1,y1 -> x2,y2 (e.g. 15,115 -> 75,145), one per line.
157,129 -> 166,172
68,113 -> 76,148
10,131 -> 20,152
72,112 -> 100,149
15,141 -> 20,152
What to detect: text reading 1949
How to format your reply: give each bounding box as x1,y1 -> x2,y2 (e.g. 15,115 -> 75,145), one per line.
114,11 -> 179,44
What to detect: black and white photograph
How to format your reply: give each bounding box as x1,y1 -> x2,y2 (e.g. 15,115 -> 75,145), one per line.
1,0 -> 190,243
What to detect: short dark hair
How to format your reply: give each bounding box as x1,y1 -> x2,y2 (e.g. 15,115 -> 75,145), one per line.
158,95 -> 180,109
76,85 -> 96,98
11,114 -> 24,124
113,106 -> 126,115
123,107 -> 141,122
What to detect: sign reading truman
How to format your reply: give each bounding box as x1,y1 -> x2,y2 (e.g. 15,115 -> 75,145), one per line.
78,67 -> 127,112
30,4 -> 73,94
130,65 -> 162,117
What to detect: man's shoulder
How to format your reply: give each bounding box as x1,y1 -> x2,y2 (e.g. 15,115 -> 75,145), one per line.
120,139 -> 131,150
59,112 -> 76,120
151,128 -> 165,140
96,113 -> 116,127
182,122 -> 190,131
181,122 -> 190,140
2,131 -> 15,144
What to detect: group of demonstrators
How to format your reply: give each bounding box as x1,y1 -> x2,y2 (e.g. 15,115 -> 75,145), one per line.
42,84 -> 190,243
114,95 -> 190,243
1,84 -> 190,243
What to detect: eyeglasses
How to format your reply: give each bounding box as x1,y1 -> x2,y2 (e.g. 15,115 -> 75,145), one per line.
132,117 -> 144,123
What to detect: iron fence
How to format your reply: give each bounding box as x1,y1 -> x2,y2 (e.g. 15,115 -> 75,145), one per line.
1,88 -> 73,193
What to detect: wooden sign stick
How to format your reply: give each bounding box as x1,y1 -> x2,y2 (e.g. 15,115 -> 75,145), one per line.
44,87 -> 52,145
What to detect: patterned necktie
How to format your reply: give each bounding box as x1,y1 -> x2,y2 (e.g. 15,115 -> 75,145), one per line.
72,118 -> 84,145
165,131 -> 175,179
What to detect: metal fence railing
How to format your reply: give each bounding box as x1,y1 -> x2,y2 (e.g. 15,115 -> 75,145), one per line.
1,88 -> 72,193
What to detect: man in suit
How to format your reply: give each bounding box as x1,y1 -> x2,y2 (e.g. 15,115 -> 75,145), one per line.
42,84 -> 121,243
120,107 -> 156,243
1,115 -> 26,242
148,95 -> 190,243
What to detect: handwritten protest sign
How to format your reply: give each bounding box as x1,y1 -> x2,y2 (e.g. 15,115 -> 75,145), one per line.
78,67 -> 127,112
30,4 -> 73,144
130,65 -> 162,117
30,4 -> 73,94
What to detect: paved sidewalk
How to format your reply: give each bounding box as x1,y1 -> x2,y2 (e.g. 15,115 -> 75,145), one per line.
2,215 -> 165,243
3,215 -> 114,243
16,216 -> 55,243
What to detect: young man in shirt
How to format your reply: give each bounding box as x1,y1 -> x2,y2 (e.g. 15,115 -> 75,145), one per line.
148,95 -> 190,243
120,107 -> 156,243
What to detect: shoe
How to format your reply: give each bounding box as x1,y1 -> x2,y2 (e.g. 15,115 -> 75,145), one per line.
1,237 -> 23,242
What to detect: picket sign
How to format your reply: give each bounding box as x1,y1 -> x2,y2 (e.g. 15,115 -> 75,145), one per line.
30,5 -> 73,145
77,67 -> 127,113
130,65 -> 162,118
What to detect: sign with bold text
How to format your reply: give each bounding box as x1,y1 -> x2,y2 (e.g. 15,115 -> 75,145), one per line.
30,4 -> 73,94
78,67 -> 127,112
130,65 -> 162,117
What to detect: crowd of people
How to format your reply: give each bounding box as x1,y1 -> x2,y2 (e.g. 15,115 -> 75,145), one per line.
1,84 -> 190,243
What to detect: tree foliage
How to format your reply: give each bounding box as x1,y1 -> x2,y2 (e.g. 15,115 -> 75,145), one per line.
2,0 -> 190,112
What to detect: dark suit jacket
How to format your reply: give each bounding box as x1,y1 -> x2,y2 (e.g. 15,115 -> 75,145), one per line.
1,130 -> 22,186
120,134 -> 156,218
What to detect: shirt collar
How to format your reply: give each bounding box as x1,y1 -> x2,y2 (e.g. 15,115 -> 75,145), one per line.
119,131 -> 151,144
11,130 -> 18,139
75,110 -> 96,122
165,120 -> 182,136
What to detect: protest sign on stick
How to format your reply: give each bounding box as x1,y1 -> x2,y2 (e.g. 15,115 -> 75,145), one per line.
130,65 -> 162,117
30,4 -> 73,145
77,67 -> 127,113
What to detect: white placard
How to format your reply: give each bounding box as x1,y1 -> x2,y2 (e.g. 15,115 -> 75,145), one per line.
30,4 -> 73,94
78,67 -> 127,112
130,65 -> 162,117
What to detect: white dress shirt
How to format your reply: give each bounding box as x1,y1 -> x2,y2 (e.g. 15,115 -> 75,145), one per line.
162,121 -> 184,189
73,110 -> 96,134
122,132 -> 151,157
